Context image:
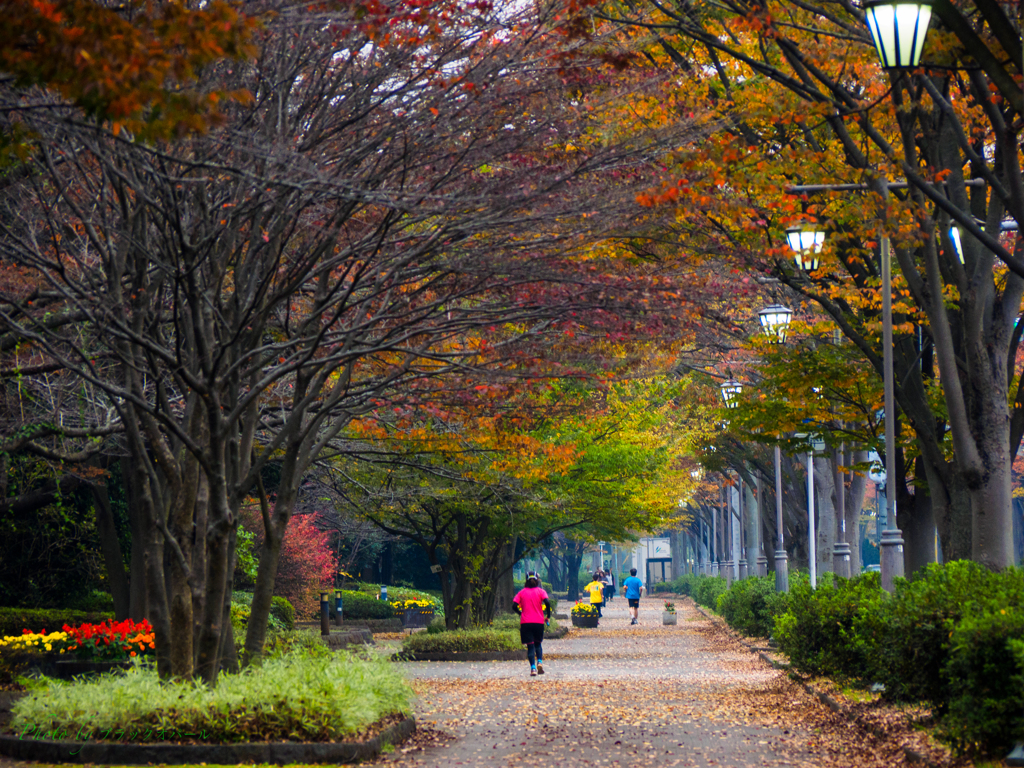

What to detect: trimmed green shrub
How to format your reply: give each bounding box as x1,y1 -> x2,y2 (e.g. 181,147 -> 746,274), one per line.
69,591 -> 116,613
939,607 -> 1024,756
773,572 -> 884,680
692,575 -> 727,611
426,616 -> 447,634
337,590 -> 394,620
0,608 -> 115,638
715,576 -> 789,638
270,596 -> 295,630
868,561 -> 1021,704
348,584 -> 444,619
672,574 -> 698,596
401,628 -> 521,655
11,650 -> 411,742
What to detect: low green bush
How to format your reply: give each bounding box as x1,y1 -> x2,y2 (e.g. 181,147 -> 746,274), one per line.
229,595 -> 292,635
68,591 -> 116,613
773,572 -> 884,680
692,575 -> 727,610
425,616 -> 447,634
760,561 -> 1024,758
939,607 -> 1024,756
402,627 -> 521,655
485,613 -> 521,631
868,561 -> 1022,704
270,596 -> 295,630
0,608 -> 115,638
337,591 -> 394,620
346,584 -> 444,619
715,576 -> 789,638
11,650 -> 411,742
672,574 -> 699,596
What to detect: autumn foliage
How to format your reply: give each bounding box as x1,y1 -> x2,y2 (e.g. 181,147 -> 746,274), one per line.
239,505 -> 337,620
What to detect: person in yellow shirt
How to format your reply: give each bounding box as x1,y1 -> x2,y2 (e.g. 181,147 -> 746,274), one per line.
584,572 -> 606,617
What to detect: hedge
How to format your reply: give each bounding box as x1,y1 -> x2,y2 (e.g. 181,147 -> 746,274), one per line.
402,628 -> 522,655
336,591 -> 394,620
0,608 -> 115,638
709,561 -> 1024,759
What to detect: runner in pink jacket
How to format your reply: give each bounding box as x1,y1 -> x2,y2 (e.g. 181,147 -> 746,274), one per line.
512,571 -> 553,676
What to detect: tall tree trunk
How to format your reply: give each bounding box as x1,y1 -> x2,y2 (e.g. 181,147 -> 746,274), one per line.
813,456 -> 836,577
124,457 -> 149,621
493,537 -> 517,616
91,483 -> 129,620
743,480 -> 759,574
565,547 -> 584,601
191,475 -> 209,663
846,451 -> 870,575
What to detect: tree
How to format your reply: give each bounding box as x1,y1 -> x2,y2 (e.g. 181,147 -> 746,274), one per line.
600,0 -> 1023,569
238,505 -> 336,619
0,0 -> 696,679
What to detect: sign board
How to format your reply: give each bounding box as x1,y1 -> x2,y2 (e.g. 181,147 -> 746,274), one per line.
646,537 -> 671,559
430,564 -> 443,574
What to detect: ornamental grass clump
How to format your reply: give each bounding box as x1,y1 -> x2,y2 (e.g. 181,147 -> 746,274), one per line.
11,651 -> 412,743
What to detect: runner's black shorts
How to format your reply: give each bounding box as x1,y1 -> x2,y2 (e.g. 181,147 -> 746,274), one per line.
520,622 -> 545,645
628,598 -> 640,608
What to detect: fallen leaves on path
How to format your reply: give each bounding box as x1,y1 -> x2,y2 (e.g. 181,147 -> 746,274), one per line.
370,600 -> 971,767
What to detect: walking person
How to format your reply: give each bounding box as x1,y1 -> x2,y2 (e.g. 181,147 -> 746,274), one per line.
513,571 -> 552,676
584,572 -> 606,617
621,567 -> 645,625
603,570 -> 614,603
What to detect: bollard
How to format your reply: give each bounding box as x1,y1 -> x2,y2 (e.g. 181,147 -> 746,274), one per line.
335,589 -> 343,625
320,591 -> 330,636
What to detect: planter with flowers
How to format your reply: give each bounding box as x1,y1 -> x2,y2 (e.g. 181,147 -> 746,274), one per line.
0,619 -> 155,680
662,601 -> 677,626
393,599 -> 435,628
570,602 -> 599,628
56,618 -> 155,677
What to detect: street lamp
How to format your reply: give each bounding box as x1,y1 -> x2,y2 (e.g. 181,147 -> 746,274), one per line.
863,0 -> 934,69
759,306 -> 793,591
758,304 -> 793,343
948,225 -> 965,264
785,181 -> 904,592
787,225 -> 826,271
720,379 -> 743,408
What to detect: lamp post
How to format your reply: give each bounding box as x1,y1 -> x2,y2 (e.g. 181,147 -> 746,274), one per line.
760,304 -> 793,591
719,379 -> 744,583
783,178 -> 905,591
833,444 -> 852,578
789,228 -> 853,579
800,434 -> 827,588
755,474 -> 769,577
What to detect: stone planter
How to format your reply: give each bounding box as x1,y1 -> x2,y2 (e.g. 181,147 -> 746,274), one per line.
401,609 -> 434,628
662,611 -> 677,625
571,614 -> 599,628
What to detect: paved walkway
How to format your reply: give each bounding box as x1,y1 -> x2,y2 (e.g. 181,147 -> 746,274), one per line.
372,598 -> 928,768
